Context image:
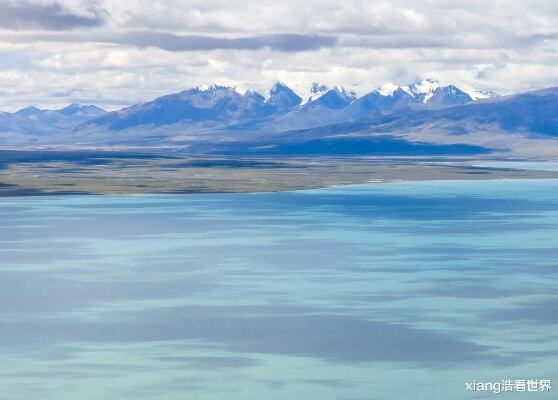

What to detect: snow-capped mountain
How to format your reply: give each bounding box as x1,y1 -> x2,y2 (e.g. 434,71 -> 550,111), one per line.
265,82 -> 302,114
372,79 -> 476,105
85,82 -> 358,131
2,81 -> 558,159
84,85 -> 276,130
347,84 -> 416,117
345,79 -> 475,118
409,79 -> 445,103
408,79 -> 473,106
374,79 -> 502,104
302,84 -> 356,109
0,79 -> 510,142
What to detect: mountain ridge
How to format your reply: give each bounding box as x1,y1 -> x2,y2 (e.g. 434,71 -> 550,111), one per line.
1,81 -> 558,158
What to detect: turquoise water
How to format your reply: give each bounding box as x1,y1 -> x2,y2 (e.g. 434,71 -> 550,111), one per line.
1,179 -> 557,400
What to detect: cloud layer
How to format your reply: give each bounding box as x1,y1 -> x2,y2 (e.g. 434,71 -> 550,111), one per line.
0,0 -> 106,30
1,0 -> 558,110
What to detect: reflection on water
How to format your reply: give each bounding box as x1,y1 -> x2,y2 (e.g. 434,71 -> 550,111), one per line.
1,179 -> 557,400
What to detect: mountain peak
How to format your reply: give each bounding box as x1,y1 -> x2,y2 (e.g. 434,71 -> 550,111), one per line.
190,84 -> 259,98
196,84 -> 224,92
409,79 -> 443,101
377,83 -> 398,96
334,87 -> 357,101
266,82 -> 301,112
192,84 -> 241,96
15,106 -> 43,116
303,86 -> 356,109
375,83 -> 414,97
234,86 -> 249,96
57,103 -> 107,116
304,84 -> 356,105
269,81 -> 291,96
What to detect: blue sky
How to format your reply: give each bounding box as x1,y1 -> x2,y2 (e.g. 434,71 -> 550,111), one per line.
1,0 -> 558,110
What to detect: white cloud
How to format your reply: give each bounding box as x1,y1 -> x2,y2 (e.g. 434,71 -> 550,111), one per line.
1,0 -> 558,110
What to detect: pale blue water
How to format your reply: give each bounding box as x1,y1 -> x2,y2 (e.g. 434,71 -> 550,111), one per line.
475,161 -> 558,172
1,179 -> 557,400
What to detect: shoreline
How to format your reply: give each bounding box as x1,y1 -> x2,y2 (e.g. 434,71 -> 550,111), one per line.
4,175 -> 558,198
2,154 -> 558,196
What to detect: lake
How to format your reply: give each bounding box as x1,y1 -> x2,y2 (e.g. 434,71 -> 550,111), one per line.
1,179 -> 557,399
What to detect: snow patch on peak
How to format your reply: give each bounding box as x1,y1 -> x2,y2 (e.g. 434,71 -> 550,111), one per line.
400,86 -> 414,96
195,84 -> 233,93
234,86 -> 248,96
409,78 -> 461,103
460,87 -> 503,100
411,78 -> 442,94
372,83 -> 415,97
197,84 -> 216,92
301,84 -> 356,107
378,83 -> 400,96
336,87 -> 357,101
194,84 -> 252,96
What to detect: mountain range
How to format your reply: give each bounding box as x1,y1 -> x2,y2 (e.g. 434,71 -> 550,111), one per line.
1,79 -> 558,157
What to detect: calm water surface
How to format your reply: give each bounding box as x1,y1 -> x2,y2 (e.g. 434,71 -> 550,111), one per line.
1,179 -> 557,399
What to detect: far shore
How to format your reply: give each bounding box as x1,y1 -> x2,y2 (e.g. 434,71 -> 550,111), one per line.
1,151 -> 558,196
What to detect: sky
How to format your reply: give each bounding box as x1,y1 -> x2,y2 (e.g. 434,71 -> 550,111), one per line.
1,0 -> 558,111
